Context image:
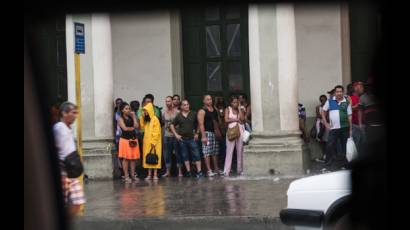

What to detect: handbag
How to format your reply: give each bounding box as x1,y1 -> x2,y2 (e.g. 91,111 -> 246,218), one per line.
227,108 -> 241,141
227,123 -> 240,141
129,139 -> 138,148
63,151 -> 84,178
145,146 -> 159,165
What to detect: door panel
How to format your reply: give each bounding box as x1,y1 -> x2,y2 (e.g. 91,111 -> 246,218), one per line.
182,5 -> 249,111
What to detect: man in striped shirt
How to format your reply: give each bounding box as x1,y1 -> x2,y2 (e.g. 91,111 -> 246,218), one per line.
321,85 -> 352,170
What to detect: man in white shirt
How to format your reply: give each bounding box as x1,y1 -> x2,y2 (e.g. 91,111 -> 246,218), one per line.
321,85 -> 353,171
53,102 -> 86,217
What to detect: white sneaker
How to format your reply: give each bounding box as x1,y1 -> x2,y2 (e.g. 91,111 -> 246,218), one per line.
124,177 -> 132,183
207,170 -> 216,177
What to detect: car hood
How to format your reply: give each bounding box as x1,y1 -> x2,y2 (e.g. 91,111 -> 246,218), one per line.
288,170 -> 351,194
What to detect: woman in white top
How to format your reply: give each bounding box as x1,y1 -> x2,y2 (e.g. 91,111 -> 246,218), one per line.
223,96 -> 245,176
315,95 -> 329,162
315,95 -> 327,141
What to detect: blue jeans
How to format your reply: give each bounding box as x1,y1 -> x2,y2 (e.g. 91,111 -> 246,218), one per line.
352,124 -> 364,154
178,138 -> 202,162
164,136 -> 182,168
336,139 -> 342,154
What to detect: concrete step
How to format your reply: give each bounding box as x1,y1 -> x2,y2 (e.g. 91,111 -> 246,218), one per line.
83,148 -> 112,155
82,140 -> 114,180
244,148 -> 304,154
82,153 -> 113,180
246,142 -> 286,147
82,139 -> 114,150
244,147 -> 307,176
250,130 -> 301,137
249,139 -> 303,145
245,141 -> 307,152
245,144 -> 303,152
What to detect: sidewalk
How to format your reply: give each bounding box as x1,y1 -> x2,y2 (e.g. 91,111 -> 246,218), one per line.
73,176 -> 297,230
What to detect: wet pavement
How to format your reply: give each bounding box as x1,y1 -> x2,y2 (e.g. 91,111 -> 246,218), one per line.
73,176 -> 297,230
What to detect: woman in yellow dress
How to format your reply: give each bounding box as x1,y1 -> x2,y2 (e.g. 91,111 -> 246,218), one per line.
140,102 -> 162,180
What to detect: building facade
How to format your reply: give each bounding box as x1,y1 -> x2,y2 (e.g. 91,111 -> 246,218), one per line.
30,3 -> 381,178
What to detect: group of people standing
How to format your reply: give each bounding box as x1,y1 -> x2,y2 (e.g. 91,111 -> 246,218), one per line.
50,77 -> 380,217
114,94 -> 163,182
114,93 -> 252,183
312,78 -> 382,171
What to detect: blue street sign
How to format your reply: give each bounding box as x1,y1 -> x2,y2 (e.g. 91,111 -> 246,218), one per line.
75,23 -> 85,54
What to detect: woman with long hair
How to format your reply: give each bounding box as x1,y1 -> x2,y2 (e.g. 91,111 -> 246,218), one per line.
117,102 -> 141,183
223,96 -> 245,176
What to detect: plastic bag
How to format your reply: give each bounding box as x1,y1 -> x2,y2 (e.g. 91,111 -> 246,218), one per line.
242,130 -> 251,144
346,137 -> 358,162
245,122 -> 252,132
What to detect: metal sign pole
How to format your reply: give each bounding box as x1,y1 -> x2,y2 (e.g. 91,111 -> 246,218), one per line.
74,22 -> 85,214
74,53 -> 84,215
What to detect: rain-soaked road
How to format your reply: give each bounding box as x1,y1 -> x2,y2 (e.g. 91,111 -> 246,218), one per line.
73,176 -> 297,230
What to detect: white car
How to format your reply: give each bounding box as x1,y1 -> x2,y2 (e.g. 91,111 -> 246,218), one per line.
280,170 -> 351,230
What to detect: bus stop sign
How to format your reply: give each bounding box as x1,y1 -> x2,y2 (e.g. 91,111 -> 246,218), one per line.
75,23 -> 85,54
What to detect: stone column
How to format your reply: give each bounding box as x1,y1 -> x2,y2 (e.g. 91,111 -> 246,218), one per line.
244,4 -> 308,176
92,13 -> 114,140
340,2 -> 352,86
277,4 -> 299,132
78,14 -> 114,179
65,14 -> 115,179
170,9 -> 184,97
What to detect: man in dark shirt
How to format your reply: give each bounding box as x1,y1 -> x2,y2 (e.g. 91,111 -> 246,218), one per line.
354,81 -> 383,153
198,95 -> 222,177
170,99 -> 204,178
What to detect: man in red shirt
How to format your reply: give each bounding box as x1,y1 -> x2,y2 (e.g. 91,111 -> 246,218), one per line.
350,82 -> 365,155
348,83 -> 360,125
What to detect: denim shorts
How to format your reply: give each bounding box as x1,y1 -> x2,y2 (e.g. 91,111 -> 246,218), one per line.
178,138 -> 202,162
